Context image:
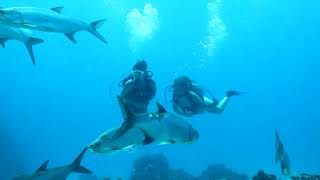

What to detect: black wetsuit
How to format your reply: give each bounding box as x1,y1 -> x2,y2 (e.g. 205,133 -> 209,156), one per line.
121,76 -> 156,114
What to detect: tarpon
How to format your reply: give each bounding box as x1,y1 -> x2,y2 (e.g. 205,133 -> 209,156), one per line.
0,24 -> 43,65
113,96 -> 199,145
13,148 -> 92,180
88,127 -> 149,155
275,131 -> 291,175
0,6 -> 107,44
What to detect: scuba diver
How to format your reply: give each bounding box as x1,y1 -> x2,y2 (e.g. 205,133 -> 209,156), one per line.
165,75 -> 243,117
119,60 -> 156,114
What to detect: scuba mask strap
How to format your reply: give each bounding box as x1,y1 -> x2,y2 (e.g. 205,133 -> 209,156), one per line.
164,85 -> 174,104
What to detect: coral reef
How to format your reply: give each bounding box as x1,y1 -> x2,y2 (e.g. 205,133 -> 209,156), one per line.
130,153 -> 170,180
197,164 -> 249,180
252,170 -> 276,180
291,174 -> 320,180
129,153 -> 249,180
169,168 -> 194,180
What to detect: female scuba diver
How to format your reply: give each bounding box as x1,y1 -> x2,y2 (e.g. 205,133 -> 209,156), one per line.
119,60 -> 156,114
165,75 -> 243,117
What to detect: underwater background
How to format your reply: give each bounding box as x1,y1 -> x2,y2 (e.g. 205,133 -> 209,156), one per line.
0,0 -> 319,179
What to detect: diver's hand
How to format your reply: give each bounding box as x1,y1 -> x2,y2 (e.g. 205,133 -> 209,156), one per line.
226,90 -> 244,98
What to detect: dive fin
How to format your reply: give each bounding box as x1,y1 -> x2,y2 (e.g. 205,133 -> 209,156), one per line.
25,37 -> 44,65
112,96 -> 135,139
156,102 -> 167,114
226,90 -> 245,98
51,6 -> 64,13
88,19 -> 108,44
64,33 -> 77,44
36,160 -> 49,172
71,147 -> 92,174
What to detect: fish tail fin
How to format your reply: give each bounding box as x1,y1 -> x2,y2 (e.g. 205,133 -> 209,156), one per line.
25,37 -> 44,65
88,19 -> 108,44
111,96 -> 135,139
70,147 -> 92,174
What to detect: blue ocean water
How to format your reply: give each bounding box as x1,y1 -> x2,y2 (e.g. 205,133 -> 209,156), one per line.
0,0 -> 319,179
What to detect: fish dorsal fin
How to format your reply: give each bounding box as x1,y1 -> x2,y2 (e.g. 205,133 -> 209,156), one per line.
118,96 -> 134,120
51,6 -> 64,13
111,96 -> 135,139
156,102 -> 167,113
36,160 -> 49,172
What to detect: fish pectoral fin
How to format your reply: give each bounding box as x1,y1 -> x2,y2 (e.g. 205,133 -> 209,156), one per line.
51,6 -> 64,14
64,33 -> 77,44
142,133 -> 155,145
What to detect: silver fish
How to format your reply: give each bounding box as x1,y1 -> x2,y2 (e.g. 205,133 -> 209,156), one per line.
0,6 -> 107,44
0,24 -> 43,65
13,148 -> 91,180
113,96 -> 199,145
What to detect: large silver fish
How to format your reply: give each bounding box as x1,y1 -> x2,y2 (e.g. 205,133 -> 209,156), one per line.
113,96 -> 199,145
275,131 -> 291,175
88,127 -> 148,155
0,24 -> 43,65
13,148 -> 91,180
0,6 -> 107,44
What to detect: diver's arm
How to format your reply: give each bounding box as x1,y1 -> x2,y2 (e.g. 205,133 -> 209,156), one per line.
120,75 -> 133,86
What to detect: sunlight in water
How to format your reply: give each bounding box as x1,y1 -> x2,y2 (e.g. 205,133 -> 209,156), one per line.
198,0 -> 228,67
126,3 -> 160,52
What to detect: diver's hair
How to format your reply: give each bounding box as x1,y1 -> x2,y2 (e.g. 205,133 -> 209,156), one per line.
133,59 -> 147,71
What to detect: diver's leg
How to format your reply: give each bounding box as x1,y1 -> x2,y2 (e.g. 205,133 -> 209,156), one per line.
204,96 -> 229,114
205,90 -> 243,114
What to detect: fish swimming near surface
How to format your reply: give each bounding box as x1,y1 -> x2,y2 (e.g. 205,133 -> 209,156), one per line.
113,96 -> 199,145
0,24 -> 43,65
0,6 -> 107,44
275,131 -> 291,176
88,127 -> 149,155
13,147 -> 92,180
